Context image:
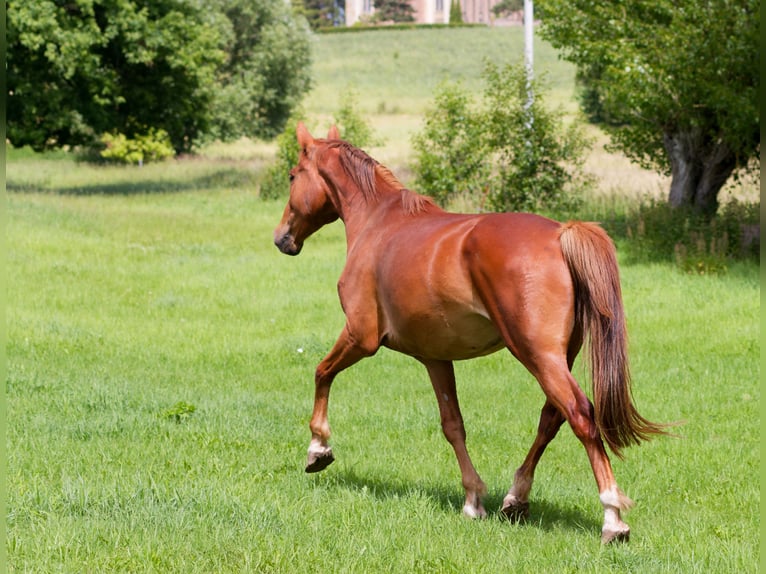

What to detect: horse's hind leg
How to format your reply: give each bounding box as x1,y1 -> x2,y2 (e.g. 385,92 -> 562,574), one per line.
532,360 -> 633,543
501,400 -> 564,521
422,359 -> 487,518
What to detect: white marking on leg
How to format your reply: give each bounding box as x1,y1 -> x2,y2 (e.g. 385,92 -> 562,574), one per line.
599,485 -> 632,543
599,485 -> 634,511
602,505 -> 623,532
308,438 -> 331,457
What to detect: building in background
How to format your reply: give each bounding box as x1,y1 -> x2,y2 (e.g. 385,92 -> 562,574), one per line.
345,0 -> 506,26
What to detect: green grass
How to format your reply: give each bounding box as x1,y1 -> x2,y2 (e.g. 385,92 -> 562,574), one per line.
6,154 -> 760,572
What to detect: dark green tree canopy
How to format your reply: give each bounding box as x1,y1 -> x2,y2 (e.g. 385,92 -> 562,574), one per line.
8,0 -> 311,152
539,0 -> 760,214
206,0 -> 313,142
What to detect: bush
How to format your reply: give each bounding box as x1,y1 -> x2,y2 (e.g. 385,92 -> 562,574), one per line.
411,62 -> 593,214
260,93 -> 381,200
449,0 -> 464,24
623,200 -> 760,274
99,129 -> 175,165
481,63 -> 592,214
411,82 -> 489,205
259,111 -> 306,200
332,90 -> 384,149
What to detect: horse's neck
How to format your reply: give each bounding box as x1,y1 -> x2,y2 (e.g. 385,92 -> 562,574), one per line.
330,175 -> 402,251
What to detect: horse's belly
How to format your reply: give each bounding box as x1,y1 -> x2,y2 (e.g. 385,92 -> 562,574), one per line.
385,312 -> 504,361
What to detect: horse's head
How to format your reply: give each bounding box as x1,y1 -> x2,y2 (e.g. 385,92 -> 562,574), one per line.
274,123 -> 341,256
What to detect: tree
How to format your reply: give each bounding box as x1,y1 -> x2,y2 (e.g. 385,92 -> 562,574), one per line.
8,0 -> 222,152
205,0 -> 312,142
373,0 -> 415,23
8,0 -> 311,153
448,0 -> 463,24
538,0 -> 760,215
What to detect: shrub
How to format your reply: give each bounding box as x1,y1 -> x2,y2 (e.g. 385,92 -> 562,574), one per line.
449,0 -> 463,24
411,82 -> 489,205
623,200 -> 760,273
333,90 -> 384,149
259,111 -> 306,200
411,62 -> 593,214
99,129 -> 175,165
260,93 -> 380,200
481,63 -> 592,214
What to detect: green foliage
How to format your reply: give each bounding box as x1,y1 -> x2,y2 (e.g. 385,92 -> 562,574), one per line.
482,63 -> 592,214
449,0 -> 463,24
333,90 -> 385,150
294,0 -> 344,30
538,0 -> 760,210
8,0 -> 224,153
622,200 -> 761,274
8,0 -> 312,153
373,0 -> 415,23
491,0 -> 522,18
99,129 -> 175,165
260,93 -> 381,200
412,62 -> 592,213
449,0 -> 463,26
205,0 -> 313,142
160,401 -> 197,423
259,111 -> 306,200
411,82 -> 488,205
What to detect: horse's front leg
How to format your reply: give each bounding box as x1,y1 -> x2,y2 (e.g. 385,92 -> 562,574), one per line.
422,359 -> 487,518
306,324 -> 375,473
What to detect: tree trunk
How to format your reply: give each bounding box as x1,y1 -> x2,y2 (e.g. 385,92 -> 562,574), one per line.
663,129 -> 738,216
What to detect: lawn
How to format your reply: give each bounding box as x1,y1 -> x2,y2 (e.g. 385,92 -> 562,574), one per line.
6,154 -> 760,571
6,25 -> 760,574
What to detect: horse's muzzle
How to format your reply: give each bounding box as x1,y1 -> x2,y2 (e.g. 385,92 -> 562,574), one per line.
274,230 -> 302,256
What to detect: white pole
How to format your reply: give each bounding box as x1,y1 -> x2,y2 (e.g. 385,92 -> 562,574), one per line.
524,0 -> 534,108
523,0 -> 534,150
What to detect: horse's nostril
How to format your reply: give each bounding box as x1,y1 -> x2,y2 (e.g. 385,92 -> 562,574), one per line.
275,232 -> 301,256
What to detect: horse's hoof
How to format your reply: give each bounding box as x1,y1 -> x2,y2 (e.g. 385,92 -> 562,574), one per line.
463,504 -> 488,519
305,448 -> 335,473
500,499 -> 530,523
601,526 -> 630,544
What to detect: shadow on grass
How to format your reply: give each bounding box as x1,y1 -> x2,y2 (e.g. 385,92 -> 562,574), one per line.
320,466 -> 601,535
7,167 -> 262,196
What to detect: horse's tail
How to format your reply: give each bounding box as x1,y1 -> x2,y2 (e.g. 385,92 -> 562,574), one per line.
559,221 -> 667,458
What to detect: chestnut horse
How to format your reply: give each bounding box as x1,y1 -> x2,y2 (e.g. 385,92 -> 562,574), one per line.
274,123 -> 665,543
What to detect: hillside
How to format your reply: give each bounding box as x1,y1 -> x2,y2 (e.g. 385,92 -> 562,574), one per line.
307,27 -> 576,163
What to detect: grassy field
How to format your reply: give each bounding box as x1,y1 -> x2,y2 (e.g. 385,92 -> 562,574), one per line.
6,153 -> 760,572
7,25 -> 761,574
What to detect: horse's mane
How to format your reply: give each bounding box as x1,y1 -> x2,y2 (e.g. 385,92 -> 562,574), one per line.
326,140 -> 435,215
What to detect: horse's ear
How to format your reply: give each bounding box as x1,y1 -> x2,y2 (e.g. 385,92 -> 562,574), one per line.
296,121 -> 313,150
327,125 -> 340,140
